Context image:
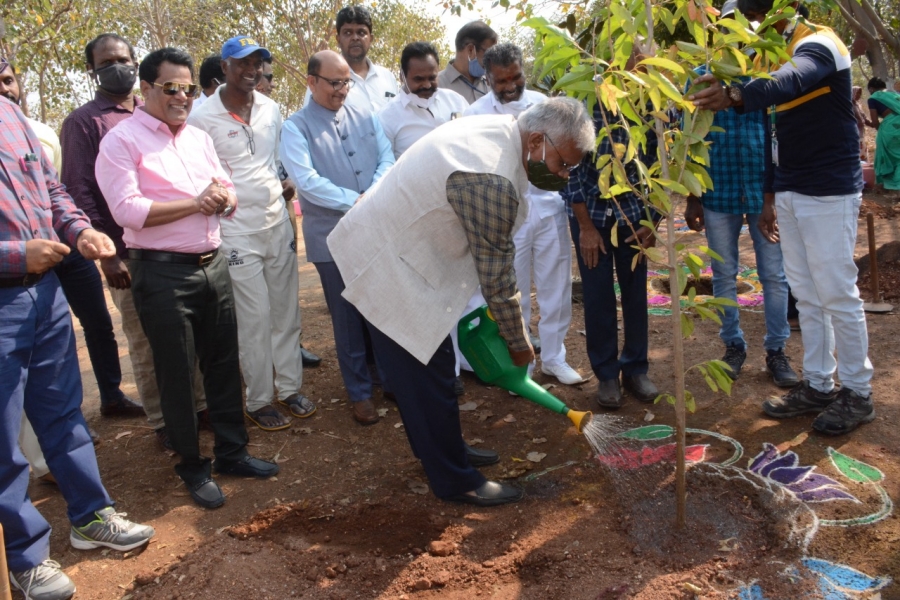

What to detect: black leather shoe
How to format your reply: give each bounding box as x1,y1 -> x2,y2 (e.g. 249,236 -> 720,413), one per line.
445,481 -> 524,507
213,455 -> 280,479
623,374 -> 659,403
465,443 -> 499,467
187,478 -> 225,509
301,345 -> 322,367
100,396 -> 145,418
593,378 -> 624,409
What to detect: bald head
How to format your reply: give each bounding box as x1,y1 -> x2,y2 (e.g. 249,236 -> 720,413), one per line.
308,50 -> 353,111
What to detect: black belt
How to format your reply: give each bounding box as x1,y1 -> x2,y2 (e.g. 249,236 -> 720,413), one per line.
0,272 -> 45,288
128,248 -> 218,266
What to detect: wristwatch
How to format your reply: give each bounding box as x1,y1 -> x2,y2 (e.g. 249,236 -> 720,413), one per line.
725,84 -> 743,106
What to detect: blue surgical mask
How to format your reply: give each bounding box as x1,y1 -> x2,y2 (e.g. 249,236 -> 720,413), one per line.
468,50 -> 485,78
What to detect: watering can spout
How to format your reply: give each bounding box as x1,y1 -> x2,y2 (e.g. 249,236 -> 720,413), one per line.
458,305 -> 591,431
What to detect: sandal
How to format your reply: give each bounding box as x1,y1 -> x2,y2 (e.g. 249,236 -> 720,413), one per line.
278,393 -> 317,418
245,405 -> 291,431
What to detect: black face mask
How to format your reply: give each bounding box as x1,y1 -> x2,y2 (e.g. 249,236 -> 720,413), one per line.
526,142 -> 568,192
93,63 -> 137,95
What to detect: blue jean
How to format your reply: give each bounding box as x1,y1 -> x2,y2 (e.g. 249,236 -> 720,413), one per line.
703,209 -> 790,351
55,249 -> 126,407
0,273 -> 113,570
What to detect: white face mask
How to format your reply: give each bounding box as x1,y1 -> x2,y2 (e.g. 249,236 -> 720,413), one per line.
495,96 -> 530,115
404,87 -> 436,110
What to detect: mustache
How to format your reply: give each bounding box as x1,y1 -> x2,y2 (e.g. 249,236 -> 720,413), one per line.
1,91 -> 18,103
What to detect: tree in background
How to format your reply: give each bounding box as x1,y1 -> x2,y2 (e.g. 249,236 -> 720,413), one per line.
1,0 -> 448,127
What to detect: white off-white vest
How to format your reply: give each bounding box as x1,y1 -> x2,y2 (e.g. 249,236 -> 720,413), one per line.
327,115 -> 530,364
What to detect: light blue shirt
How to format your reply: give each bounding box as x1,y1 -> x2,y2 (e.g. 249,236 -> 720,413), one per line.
280,107 -> 394,213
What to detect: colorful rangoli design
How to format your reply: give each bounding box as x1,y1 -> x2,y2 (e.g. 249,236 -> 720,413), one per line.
598,425 -> 893,598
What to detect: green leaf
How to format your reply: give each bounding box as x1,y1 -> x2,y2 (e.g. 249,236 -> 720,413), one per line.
617,424 -> 674,440
638,57 -> 685,74
828,448 -> 884,483
680,312 -> 695,337
685,390 -> 696,413
610,223 -> 619,248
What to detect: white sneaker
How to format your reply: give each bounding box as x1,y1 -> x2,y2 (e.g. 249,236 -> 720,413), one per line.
9,559 -> 76,600
541,362 -> 588,385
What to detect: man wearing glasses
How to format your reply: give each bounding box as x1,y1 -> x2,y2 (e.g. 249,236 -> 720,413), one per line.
437,21 -> 498,104
60,34 -> 210,452
189,36 -> 313,432
282,50 -> 394,426
97,47 -> 278,509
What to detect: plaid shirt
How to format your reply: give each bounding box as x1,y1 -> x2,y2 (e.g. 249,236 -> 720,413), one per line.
446,171 -> 530,353
693,68 -> 766,214
562,103 -> 659,229
0,98 -> 91,276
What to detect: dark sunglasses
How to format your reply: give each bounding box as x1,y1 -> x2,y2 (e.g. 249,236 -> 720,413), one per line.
312,75 -> 354,91
152,81 -> 200,98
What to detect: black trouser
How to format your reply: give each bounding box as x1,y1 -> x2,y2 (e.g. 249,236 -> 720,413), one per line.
570,219 -> 649,381
365,324 -> 485,499
55,249 -> 126,408
129,251 -> 248,485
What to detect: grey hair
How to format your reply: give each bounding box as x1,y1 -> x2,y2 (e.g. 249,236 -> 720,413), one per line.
483,43 -> 523,73
518,97 -> 595,153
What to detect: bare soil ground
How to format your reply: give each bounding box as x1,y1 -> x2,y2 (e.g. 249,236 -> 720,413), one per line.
23,193 -> 900,599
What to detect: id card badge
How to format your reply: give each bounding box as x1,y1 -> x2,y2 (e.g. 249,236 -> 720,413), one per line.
771,137 -> 779,167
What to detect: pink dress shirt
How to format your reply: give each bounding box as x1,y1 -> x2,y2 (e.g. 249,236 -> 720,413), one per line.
95,108 -> 235,253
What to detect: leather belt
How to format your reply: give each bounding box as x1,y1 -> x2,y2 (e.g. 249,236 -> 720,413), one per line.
128,248 -> 218,267
0,272 -> 45,288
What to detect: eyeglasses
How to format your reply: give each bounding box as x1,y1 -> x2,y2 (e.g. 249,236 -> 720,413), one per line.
311,75 -> 355,91
241,124 -> 255,155
152,81 -> 200,98
262,73 -> 274,82
545,135 -> 578,172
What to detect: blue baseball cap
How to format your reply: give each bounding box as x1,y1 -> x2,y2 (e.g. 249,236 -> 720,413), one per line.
221,36 -> 271,61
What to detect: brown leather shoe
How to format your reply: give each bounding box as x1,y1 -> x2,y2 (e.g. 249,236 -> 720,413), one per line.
351,398 -> 379,425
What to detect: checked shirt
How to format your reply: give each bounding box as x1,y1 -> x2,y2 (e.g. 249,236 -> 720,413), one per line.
562,103 -> 659,230
446,171 -> 529,353
0,98 -> 91,275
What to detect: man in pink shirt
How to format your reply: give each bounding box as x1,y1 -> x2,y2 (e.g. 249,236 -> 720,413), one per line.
96,47 -> 277,510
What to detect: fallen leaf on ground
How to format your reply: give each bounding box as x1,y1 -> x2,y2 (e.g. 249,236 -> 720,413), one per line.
532,438 -> 547,444
458,401 -> 478,411
476,411 -> 494,422
294,427 -> 312,435
503,414 -> 517,423
394,422 -> 403,429
407,480 -> 428,495
643,410 -> 655,422
115,431 -> 132,440
330,398 -> 341,403
376,408 -> 389,417
467,438 -> 484,446
541,383 -> 557,390
511,457 -> 525,462
526,452 -> 547,463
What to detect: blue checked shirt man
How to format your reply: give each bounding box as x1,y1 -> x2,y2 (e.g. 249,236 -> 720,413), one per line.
684,65 -> 798,389
562,102 -> 660,409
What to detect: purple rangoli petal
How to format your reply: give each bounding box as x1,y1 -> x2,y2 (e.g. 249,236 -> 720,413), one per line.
748,443 -> 779,472
766,465 -> 814,485
787,473 -> 845,494
758,452 -> 800,477
795,488 -> 858,503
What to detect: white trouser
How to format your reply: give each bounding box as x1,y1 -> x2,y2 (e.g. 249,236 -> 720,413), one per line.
223,219 -> 303,412
110,284 -> 207,429
514,208 -> 573,367
775,191 -> 873,395
19,415 -> 48,478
